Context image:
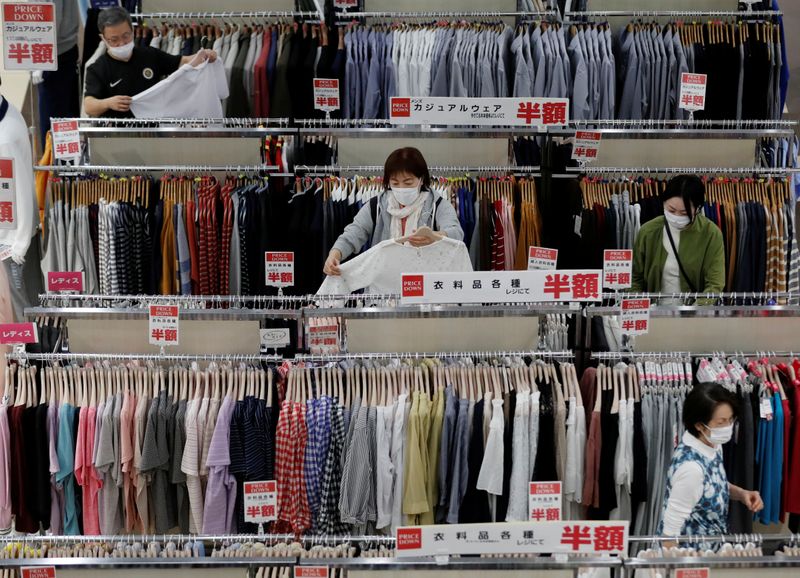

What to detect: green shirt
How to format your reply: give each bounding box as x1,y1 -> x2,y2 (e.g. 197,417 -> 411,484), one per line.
632,215 -> 725,293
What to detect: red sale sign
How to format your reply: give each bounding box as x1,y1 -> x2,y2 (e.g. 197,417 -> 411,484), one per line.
0,322 -> 38,345
603,249 -> 632,290
243,480 -> 277,524
675,570 -> 709,578
620,298 -> 651,336
51,120 -> 81,162
527,246 -> 558,270
0,158 -> 15,230
572,131 -> 601,162
47,271 -> 83,293
265,252 -> 294,288
148,304 -> 179,346
529,481 -> 562,521
2,3 -> 57,71
313,78 -> 340,113
295,568 -> 329,578
21,568 -> 56,578
679,73 -> 707,112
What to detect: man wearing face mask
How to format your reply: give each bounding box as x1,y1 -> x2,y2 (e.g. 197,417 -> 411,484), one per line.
323,147 -> 464,277
658,383 -> 763,538
84,7 -> 217,118
631,175 -> 725,294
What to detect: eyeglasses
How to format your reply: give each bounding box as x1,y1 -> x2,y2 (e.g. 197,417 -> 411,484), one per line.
104,31 -> 133,47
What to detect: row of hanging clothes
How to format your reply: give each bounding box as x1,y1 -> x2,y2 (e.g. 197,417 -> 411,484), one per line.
1,359 -> 281,536
574,176 -> 799,293
275,357 -> 591,535
585,353 -> 800,537
129,20 -> 346,119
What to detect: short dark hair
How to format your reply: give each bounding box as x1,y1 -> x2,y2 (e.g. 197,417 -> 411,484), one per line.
97,6 -> 133,35
660,175 -> 706,223
683,383 -> 739,438
382,147 -> 431,190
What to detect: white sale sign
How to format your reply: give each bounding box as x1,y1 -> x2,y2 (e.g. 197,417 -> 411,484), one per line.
529,482 -> 563,521
571,131 -> 601,162
2,2 -> 57,71
603,249 -> 633,290
243,480 -> 277,523
400,270 -> 603,305
396,520 -> 629,557
679,73 -> 707,112
527,246 -> 558,270
390,97 -> 569,127
620,298 -> 651,336
51,120 -> 81,162
313,79 -> 340,112
148,305 -> 180,346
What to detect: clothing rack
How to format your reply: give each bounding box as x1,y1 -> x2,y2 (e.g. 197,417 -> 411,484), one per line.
591,351 -> 799,360
131,11 -> 323,21
566,10 -> 783,18
628,533 -> 799,543
334,11 -> 548,19
6,352 -> 283,363
569,166 -> 799,176
36,293 -> 315,307
34,165 -> 280,173
50,117 -> 292,128
600,292 -> 800,302
294,350 -> 575,362
295,164 -> 541,174
0,532 -> 393,544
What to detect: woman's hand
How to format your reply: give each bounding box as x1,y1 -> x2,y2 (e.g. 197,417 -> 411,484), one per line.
323,249 -> 343,276
406,226 -> 444,247
730,484 -> 764,512
739,490 -> 764,513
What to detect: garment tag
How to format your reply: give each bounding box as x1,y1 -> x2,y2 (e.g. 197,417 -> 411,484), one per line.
573,214 -> 582,237
760,398 -> 773,419
0,244 -> 11,261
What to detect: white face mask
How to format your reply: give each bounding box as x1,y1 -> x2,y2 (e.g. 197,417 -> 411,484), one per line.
107,41 -> 134,60
391,183 -> 421,206
664,210 -> 691,230
703,423 -> 733,445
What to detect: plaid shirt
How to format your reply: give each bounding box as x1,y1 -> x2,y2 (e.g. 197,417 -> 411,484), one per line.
303,399 -> 321,523
317,403 -> 348,534
274,400 -> 294,526
290,402 -> 311,532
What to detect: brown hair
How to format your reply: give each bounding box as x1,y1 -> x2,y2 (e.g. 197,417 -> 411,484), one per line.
382,147 -> 431,190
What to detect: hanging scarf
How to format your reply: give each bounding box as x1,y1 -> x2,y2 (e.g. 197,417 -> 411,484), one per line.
385,189 -> 429,240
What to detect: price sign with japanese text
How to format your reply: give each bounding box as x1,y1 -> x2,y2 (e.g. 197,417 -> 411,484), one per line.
308,323 -> 339,354
529,482 -> 562,522
47,271 -> 83,293
400,270 -> 602,305
675,569 -> 709,578
603,250 -> 633,290
148,304 -> 179,346
0,322 -> 38,345
571,131 -> 602,162
679,73 -> 707,112
21,567 -> 56,578
51,120 -> 81,162
620,298 -> 651,336
390,97 -> 569,127
295,568 -> 329,578
243,480 -> 277,524
265,252 -> 294,288
260,328 -> 291,349
2,2 -> 57,71
0,158 -> 16,230
313,79 -> 340,113
396,520 -> 629,557
527,246 -> 558,270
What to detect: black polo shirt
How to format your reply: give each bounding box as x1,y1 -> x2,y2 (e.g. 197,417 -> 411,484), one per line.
85,46 -> 182,117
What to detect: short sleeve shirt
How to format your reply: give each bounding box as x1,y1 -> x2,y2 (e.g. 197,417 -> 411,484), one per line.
84,46 -> 182,117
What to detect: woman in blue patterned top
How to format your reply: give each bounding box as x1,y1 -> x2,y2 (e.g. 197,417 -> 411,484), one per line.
659,383 -> 763,537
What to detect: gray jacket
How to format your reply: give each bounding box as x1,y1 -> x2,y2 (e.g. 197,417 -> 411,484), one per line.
332,190 -> 464,260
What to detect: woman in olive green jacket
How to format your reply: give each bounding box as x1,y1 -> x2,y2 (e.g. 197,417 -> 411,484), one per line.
632,175 -> 725,293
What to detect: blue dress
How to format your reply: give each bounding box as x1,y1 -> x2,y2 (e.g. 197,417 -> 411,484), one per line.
657,439 -> 729,536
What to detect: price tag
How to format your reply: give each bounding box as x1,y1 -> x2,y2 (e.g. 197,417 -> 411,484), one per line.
529,481 -> 562,521
308,324 -> 339,354
313,79 -> 340,113
620,298 -> 651,336
603,250 -> 632,289
571,131 -> 601,162
0,322 -> 38,345
527,246 -> 558,270
243,480 -> 277,523
679,73 -> 708,112
148,304 -> 179,346
0,158 -> 16,230
295,568 -> 329,578
47,271 -> 83,293
260,328 -> 291,349
51,120 -> 81,162
760,398 -> 773,419
675,569 -> 709,578
265,252 -> 294,288
21,568 -> 56,578
2,2 -> 57,71
0,244 -> 12,261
